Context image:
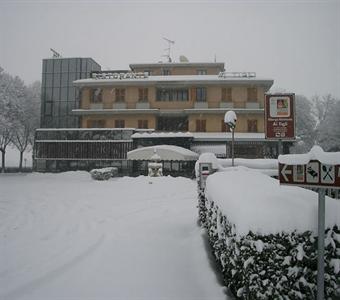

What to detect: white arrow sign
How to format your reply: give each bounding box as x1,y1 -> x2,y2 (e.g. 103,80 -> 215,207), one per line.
281,164 -> 292,182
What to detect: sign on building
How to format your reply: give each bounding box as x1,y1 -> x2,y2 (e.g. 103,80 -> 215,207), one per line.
265,93 -> 295,140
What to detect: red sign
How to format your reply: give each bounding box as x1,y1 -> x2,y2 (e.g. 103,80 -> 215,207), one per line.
279,161 -> 340,189
265,93 -> 295,140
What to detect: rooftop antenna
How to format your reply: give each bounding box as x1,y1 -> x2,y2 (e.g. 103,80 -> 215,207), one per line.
162,37 -> 175,62
50,48 -> 62,58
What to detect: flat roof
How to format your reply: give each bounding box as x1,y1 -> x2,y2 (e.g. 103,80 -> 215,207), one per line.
74,75 -> 274,88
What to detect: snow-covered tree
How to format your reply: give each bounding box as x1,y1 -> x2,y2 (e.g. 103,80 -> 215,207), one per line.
0,67 -> 17,172
290,95 -> 317,153
317,96 -> 340,151
11,81 -> 41,170
0,67 -> 40,172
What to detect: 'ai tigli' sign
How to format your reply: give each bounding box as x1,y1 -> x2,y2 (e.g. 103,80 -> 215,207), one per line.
265,93 -> 295,139
279,161 -> 340,189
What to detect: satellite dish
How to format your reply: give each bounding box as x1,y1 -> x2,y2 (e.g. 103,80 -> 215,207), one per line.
179,55 -> 189,62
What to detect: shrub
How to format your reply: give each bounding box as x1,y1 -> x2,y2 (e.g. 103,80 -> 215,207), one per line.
90,167 -> 118,181
198,185 -> 340,299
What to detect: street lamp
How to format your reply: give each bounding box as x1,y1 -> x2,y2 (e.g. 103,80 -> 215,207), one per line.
224,111 -> 237,166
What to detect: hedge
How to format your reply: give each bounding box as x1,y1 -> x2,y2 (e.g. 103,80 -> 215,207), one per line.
198,185 -> 340,299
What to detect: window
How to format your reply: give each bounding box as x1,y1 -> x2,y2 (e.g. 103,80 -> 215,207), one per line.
61,60 -> 69,73
196,87 -> 207,102
162,69 -> 171,75
138,120 -> 148,129
221,120 -> 230,132
68,87 -> 75,100
222,87 -> 232,102
247,120 -> 258,132
115,119 -> 125,128
60,101 -> 68,116
247,87 -> 257,102
53,73 -> 61,87
138,88 -> 148,102
196,120 -> 206,132
91,88 -> 102,103
44,102 -> 53,116
61,73 -> 69,87
87,119 -> 106,128
156,88 -> 189,101
60,87 -> 68,101
115,88 -> 125,102
197,69 -> 207,75
52,87 -> 60,101
157,117 -> 188,131
144,70 -> 152,76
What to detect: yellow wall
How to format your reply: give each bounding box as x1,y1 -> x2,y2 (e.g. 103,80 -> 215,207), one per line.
79,83 -> 266,132
188,114 -> 264,132
81,85 -> 265,109
82,114 -> 156,129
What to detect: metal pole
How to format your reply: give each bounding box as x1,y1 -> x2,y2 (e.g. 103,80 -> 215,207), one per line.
278,139 -> 283,156
317,189 -> 325,300
226,134 -> 228,159
231,129 -> 235,167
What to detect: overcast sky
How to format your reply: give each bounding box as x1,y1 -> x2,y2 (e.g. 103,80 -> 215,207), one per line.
1,0 -> 339,98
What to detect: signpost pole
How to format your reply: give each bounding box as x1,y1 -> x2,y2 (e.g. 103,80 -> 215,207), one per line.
278,139 -> 283,155
317,189 -> 325,300
231,129 -> 235,167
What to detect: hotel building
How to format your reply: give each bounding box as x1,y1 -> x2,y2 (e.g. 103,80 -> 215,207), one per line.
34,59 -> 292,174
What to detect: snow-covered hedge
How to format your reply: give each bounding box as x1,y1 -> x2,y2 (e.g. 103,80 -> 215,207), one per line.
90,167 -> 118,180
198,168 -> 340,299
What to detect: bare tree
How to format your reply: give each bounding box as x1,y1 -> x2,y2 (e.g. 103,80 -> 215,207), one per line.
11,81 -> 41,171
0,67 -> 16,172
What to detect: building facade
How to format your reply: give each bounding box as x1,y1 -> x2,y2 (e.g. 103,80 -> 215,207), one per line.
40,57 -> 101,128
73,63 -> 271,133
34,60 -> 293,174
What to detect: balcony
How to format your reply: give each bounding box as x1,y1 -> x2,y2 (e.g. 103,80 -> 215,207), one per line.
114,102 -> 127,109
90,103 -> 103,109
136,102 -> 150,109
246,102 -> 260,109
194,102 -> 208,109
220,102 -> 234,109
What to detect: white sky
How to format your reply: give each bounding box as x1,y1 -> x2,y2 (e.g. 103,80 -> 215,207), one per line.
0,0 -> 339,98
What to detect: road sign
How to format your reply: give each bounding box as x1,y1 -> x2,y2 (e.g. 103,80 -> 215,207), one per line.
279,147 -> 340,300
265,93 -> 295,140
279,160 -> 340,189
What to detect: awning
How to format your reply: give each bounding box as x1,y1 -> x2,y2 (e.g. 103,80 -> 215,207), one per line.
127,145 -> 199,161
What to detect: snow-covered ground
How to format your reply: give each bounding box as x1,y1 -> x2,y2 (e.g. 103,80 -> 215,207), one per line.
0,172 -> 228,300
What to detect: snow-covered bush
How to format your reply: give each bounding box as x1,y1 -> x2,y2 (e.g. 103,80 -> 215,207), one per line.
90,167 -> 118,180
198,168 -> 340,299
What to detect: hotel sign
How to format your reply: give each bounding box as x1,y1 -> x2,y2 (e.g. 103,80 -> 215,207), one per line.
265,93 -> 295,140
92,72 -> 149,80
279,161 -> 340,189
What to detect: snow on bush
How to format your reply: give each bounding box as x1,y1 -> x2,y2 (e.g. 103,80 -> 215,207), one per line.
198,167 -> 340,299
90,167 -> 118,180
